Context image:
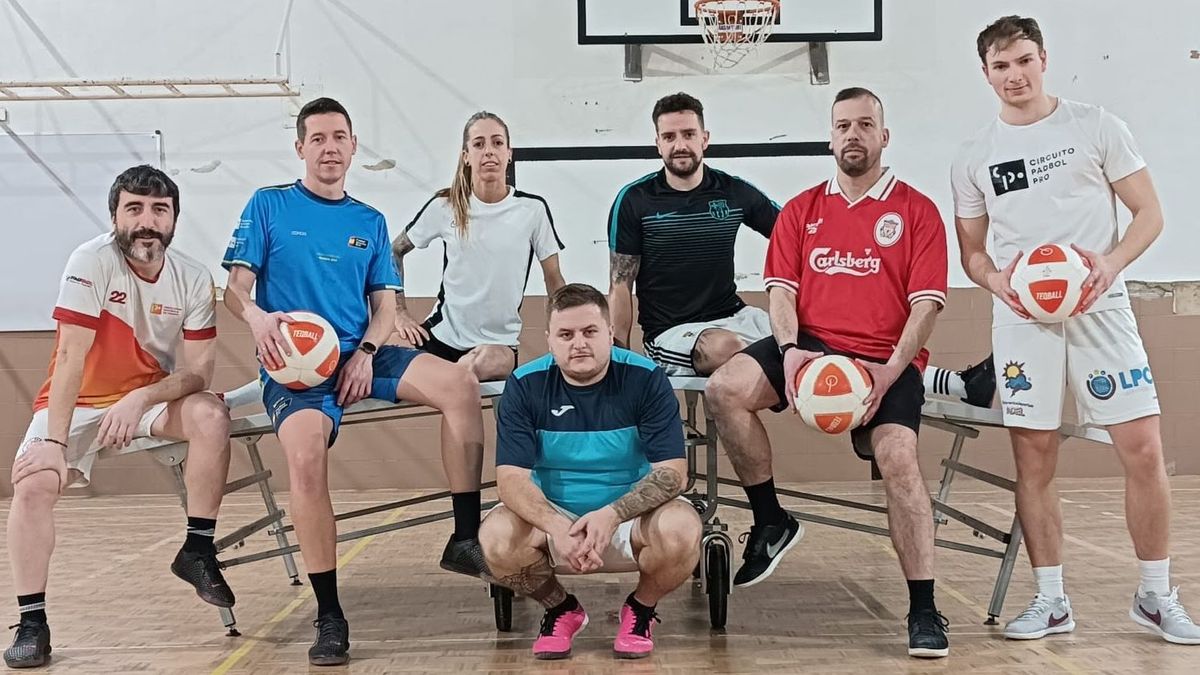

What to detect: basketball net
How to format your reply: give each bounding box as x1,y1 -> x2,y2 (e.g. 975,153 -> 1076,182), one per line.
694,0 -> 780,70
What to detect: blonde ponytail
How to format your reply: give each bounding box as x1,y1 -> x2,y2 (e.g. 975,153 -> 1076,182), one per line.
437,110 -> 511,241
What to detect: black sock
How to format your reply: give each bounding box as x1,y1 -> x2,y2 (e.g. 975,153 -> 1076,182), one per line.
309,569 -> 343,619
17,593 -> 46,624
451,491 -> 481,541
184,516 -> 217,554
548,593 -> 579,614
626,591 -> 655,614
744,478 -> 787,527
908,579 -> 936,615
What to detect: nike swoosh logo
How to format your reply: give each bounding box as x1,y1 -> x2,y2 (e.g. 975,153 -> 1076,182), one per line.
651,211 -> 679,220
765,529 -> 789,557
550,405 -> 575,417
1047,612 -> 1070,627
1139,606 -> 1162,625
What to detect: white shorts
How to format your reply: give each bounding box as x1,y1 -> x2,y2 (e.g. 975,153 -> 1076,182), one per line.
993,308 -> 1160,430
487,497 -> 691,575
16,403 -> 169,488
644,305 -> 772,376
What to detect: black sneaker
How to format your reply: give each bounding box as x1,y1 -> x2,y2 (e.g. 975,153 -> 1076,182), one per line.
439,535 -> 491,578
907,609 -> 950,658
959,355 -> 996,408
308,614 -> 350,666
171,548 -> 236,608
4,618 -> 51,669
733,514 -> 804,588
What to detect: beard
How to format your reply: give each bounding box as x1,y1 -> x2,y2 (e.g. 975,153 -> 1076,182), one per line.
835,145 -> 877,178
115,227 -> 173,264
663,151 -> 702,179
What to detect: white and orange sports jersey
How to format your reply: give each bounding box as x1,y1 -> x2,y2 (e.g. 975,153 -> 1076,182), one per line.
34,233 -> 217,411
764,169 -> 948,370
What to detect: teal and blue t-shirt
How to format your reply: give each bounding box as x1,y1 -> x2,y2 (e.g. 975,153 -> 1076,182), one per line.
496,348 -> 685,515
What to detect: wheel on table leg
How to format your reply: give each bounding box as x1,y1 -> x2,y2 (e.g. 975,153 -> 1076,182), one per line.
491,584 -> 514,632
705,542 -> 730,629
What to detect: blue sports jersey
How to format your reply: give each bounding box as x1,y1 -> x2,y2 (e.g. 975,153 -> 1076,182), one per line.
496,348 -> 685,516
222,181 -> 401,351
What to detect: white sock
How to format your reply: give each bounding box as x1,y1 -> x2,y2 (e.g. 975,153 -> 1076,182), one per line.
1138,558 -> 1170,596
924,366 -> 967,399
1033,565 -> 1065,599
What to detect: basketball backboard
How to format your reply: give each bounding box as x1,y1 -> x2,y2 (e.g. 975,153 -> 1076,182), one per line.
577,0 -> 881,44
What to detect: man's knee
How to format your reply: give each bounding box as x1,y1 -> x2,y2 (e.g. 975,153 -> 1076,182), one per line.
1010,429 -> 1060,484
871,426 -> 921,482
279,418 -> 329,492
480,507 -> 537,566
694,330 -> 746,374
185,392 -> 231,439
1118,434 -> 1165,477
647,500 -> 702,557
437,361 -> 482,413
704,356 -> 759,413
12,471 -> 61,511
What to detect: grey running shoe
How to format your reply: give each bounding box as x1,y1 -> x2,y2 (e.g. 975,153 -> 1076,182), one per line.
1004,593 -> 1075,640
1130,587 -> 1200,645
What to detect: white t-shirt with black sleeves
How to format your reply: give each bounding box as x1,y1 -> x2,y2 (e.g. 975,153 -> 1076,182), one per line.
404,188 -> 563,350
951,98 -> 1145,326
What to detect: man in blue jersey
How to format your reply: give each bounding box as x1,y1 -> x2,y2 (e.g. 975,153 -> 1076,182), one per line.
222,98 -> 488,666
479,284 -> 702,661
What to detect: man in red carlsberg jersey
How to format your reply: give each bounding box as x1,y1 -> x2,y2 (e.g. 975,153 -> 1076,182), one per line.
705,87 -> 950,659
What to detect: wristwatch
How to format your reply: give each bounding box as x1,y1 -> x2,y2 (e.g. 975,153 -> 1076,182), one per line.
357,341 -> 378,355
778,342 -> 798,356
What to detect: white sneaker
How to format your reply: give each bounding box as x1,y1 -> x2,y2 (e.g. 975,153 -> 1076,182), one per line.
1130,587 -> 1200,645
1003,593 -> 1075,640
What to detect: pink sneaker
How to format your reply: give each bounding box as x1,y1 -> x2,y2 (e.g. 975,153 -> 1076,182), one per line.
613,600 -> 659,659
532,599 -> 588,660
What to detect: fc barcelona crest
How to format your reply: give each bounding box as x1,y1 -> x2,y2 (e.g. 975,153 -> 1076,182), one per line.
708,199 -> 731,220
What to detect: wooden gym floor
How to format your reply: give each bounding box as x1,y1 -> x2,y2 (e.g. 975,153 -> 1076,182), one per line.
2,477 -> 1199,674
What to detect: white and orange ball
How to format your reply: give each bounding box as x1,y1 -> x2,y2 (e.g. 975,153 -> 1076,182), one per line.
1011,244 -> 1089,323
792,355 -> 873,434
264,311 -> 340,390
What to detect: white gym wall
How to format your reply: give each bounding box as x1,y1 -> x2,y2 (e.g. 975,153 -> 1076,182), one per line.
2,0 -> 1196,305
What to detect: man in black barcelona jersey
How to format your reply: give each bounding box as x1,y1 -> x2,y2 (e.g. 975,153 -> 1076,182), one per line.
607,92 -> 780,377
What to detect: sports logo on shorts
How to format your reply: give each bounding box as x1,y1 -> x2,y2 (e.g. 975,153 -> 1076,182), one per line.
1002,361 -> 1032,397
989,159 -> 1029,196
708,199 -> 731,220
873,212 -> 903,247
1087,366 -> 1153,399
1085,370 -> 1117,400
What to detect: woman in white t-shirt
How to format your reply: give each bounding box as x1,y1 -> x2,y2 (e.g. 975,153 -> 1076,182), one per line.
391,111 -> 565,381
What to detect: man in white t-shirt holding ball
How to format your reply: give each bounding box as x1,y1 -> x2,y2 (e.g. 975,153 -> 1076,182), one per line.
952,15 -> 1199,644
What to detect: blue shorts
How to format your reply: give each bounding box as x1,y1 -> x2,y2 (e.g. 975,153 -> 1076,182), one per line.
261,345 -> 423,447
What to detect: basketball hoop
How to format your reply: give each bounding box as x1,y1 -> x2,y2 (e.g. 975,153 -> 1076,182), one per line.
694,0 -> 780,70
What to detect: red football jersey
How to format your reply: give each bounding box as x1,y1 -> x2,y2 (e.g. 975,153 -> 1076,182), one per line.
764,169 -> 948,369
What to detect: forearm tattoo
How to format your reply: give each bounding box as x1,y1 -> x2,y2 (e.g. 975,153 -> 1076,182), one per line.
609,252 -> 641,287
610,466 -> 681,521
491,552 -> 567,609
392,234 -> 415,311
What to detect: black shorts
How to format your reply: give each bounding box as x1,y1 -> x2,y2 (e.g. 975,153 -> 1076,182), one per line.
741,332 -> 924,460
419,332 -> 518,369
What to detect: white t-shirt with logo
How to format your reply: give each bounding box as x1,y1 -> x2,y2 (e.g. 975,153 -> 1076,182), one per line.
405,188 -> 563,350
35,233 -> 217,411
951,98 -> 1146,326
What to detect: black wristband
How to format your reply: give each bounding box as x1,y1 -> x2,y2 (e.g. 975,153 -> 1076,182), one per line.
779,342 -> 798,356
33,437 -> 68,449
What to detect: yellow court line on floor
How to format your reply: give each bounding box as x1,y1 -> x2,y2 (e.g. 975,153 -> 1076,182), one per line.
210,507 -> 408,675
